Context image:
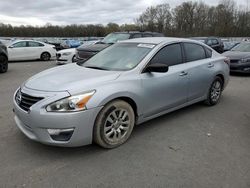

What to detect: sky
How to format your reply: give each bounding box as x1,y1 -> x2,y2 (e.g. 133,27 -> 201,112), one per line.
0,0 -> 248,26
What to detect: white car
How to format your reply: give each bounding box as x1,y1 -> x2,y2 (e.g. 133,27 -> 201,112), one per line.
7,40 -> 56,61
56,48 -> 76,65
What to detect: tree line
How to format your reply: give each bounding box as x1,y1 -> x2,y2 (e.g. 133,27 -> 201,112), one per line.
0,0 -> 249,37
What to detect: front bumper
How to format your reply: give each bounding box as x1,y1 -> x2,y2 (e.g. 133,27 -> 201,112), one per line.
13,87 -> 102,147
230,62 -> 250,73
56,59 -> 71,65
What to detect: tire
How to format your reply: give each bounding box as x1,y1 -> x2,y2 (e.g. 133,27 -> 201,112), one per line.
40,52 -> 51,61
72,55 -> 76,63
0,55 -> 8,73
204,76 -> 223,106
93,100 -> 135,149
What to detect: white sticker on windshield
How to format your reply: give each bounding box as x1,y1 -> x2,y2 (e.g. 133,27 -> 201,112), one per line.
137,44 -> 155,49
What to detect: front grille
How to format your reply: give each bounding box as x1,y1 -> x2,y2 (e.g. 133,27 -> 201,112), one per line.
77,50 -> 97,59
16,91 -> 44,112
230,59 -> 239,64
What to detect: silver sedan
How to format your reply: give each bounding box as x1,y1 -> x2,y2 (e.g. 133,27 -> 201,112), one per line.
13,37 -> 230,148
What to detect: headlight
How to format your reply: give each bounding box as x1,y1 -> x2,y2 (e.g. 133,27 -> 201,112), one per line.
46,91 -> 95,112
62,52 -> 72,56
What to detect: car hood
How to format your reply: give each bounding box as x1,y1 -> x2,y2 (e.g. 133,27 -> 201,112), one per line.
77,43 -> 111,52
57,48 -> 76,53
222,51 -> 250,60
24,63 -> 121,93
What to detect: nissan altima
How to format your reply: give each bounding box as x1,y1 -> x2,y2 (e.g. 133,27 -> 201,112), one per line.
13,37 -> 230,148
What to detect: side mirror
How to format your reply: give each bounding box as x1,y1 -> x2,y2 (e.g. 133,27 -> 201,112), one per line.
8,45 -> 13,48
144,63 -> 169,73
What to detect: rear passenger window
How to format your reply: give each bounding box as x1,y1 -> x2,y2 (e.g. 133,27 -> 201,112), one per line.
28,41 -> 44,47
205,47 -> 212,58
150,44 -> 183,66
184,43 -> 206,62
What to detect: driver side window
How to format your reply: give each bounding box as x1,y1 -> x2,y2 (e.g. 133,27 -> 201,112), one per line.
150,43 -> 183,67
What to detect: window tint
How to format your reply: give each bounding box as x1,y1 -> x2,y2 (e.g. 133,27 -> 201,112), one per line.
28,41 -> 44,47
131,34 -> 142,38
12,42 -> 27,48
184,43 -> 206,62
150,44 -> 183,66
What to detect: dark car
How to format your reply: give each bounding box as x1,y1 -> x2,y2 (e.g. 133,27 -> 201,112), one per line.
0,41 -> 8,73
222,42 -> 250,73
47,39 -> 64,51
223,41 -> 240,52
76,31 -> 164,62
191,37 -> 224,53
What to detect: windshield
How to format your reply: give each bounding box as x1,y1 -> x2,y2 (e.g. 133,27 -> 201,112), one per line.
80,43 -> 154,71
101,33 -> 130,44
231,43 -> 250,52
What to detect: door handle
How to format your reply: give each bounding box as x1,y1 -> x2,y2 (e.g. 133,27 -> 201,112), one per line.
208,63 -> 214,68
179,71 -> 188,76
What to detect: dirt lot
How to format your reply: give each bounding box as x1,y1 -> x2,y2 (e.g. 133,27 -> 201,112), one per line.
0,61 -> 249,188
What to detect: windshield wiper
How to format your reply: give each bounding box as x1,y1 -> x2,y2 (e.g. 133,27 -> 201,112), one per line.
84,66 -> 108,70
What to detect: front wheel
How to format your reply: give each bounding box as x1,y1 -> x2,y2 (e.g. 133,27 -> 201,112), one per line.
93,100 -> 135,148
0,55 -> 8,73
72,55 -> 77,63
204,76 -> 223,106
40,52 -> 51,61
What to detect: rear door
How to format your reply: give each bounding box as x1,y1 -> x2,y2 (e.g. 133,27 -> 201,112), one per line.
182,42 -> 214,101
141,43 -> 189,117
27,41 -> 44,59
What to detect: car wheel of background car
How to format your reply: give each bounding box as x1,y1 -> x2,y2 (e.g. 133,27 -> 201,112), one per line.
0,55 -> 8,73
40,52 -> 51,61
72,55 -> 76,63
204,76 -> 223,106
93,100 -> 135,149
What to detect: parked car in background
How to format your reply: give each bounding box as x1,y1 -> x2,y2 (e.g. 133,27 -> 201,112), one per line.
56,48 -> 76,64
47,39 -> 63,51
0,41 -> 8,73
191,37 -> 224,53
60,40 -> 82,49
223,42 -> 250,73
13,37 -> 229,148
56,40 -> 100,65
76,31 -> 164,62
7,40 -> 56,61
80,40 -> 100,47
223,41 -> 240,52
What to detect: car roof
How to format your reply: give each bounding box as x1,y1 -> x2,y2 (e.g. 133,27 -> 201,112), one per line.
12,39 -> 43,43
120,37 -> 204,45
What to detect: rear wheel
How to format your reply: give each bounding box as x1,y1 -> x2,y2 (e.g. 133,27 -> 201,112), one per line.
204,76 -> 223,106
40,52 -> 51,61
0,55 -> 8,73
93,100 -> 135,148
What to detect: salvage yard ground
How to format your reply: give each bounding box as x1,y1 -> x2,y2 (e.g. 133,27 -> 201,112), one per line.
0,61 -> 249,188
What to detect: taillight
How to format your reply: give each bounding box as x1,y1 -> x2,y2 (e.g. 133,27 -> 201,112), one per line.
224,57 -> 230,66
